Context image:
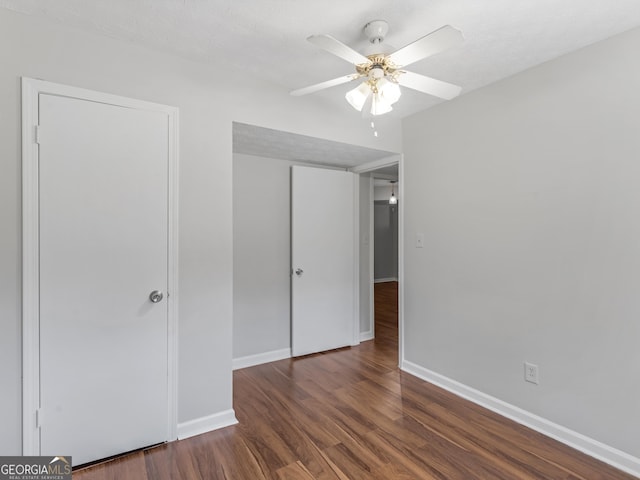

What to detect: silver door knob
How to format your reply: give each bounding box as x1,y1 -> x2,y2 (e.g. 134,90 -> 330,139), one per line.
149,290 -> 164,303
295,268 -> 303,276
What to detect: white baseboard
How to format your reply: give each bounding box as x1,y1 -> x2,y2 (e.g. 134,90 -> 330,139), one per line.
233,348 -> 291,370
177,409 -> 238,440
374,277 -> 398,283
360,331 -> 374,342
401,360 -> 640,478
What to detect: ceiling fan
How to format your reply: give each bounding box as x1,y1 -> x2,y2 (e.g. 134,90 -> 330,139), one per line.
291,20 -> 463,116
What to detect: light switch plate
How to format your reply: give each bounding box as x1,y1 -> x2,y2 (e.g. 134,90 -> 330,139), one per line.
416,233 -> 424,248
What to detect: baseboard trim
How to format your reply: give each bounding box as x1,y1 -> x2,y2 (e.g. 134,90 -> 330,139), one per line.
360,331 -> 374,342
374,277 -> 398,283
177,409 -> 238,440
233,348 -> 291,370
401,360 -> 640,478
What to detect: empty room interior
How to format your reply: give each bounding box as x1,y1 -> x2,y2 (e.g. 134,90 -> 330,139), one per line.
1,1 -> 640,478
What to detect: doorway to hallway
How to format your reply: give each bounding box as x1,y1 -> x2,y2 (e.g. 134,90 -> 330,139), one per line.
373,281 -> 398,353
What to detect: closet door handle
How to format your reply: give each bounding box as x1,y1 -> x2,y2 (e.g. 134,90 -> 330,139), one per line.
149,290 -> 164,303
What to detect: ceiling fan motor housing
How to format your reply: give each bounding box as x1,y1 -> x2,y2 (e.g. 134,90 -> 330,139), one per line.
370,67 -> 384,79
356,54 -> 397,79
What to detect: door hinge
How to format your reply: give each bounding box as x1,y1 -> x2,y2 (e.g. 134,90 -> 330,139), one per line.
36,408 -> 43,428
35,125 -> 41,145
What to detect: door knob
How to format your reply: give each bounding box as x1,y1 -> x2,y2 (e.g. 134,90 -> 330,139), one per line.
295,268 -> 303,276
149,290 -> 164,303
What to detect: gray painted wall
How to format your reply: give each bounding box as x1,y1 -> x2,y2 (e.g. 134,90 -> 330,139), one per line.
374,184 -> 398,202
403,27 -> 640,458
233,154 -> 375,359
233,154 -> 294,359
0,8 -> 402,454
374,202 -> 399,281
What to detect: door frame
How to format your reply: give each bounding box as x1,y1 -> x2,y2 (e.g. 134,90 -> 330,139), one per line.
351,155 -> 404,366
351,172 -> 362,347
21,78 -> 180,455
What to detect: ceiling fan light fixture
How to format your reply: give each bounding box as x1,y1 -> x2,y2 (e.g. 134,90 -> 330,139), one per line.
346,78 -> 400,116
377,77 -> 401,105
370,93 -> 393,116
345,82 -> 371,111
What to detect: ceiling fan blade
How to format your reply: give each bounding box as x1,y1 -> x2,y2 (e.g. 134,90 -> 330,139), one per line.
290,74 -> 361,96
388,25 -> 463,68
397,70 -> 461,100
308,34 -> 371,65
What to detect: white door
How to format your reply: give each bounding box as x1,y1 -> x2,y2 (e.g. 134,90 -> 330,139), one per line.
291,166 -> 357,357
38,93 -> 170,465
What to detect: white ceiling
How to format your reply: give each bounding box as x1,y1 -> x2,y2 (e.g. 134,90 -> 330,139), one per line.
371,164 -> 399,180
2,0 -> 640,120
5,1 -> 640,168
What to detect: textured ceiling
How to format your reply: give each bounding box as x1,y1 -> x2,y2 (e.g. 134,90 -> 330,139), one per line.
233,122 -> 397,169
371,164 -> 399,179
5,1 -> 640,167
2,0 -> 640,120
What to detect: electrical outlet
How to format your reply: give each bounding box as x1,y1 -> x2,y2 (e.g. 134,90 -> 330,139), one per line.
524,362 -> 539,385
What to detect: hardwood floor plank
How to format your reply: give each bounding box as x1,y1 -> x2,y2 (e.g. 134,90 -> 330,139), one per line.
322,442 -> 386,480
373,461 -> 427,480
333,380 -> 404,423
397,399 -> 565,478
276,461 -> 317,480
299,395 -> 379,442
73,282 -> 637,480
74,451 -> 148,480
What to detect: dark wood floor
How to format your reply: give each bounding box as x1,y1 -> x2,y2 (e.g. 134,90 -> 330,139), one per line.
75,282 -> 635,479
